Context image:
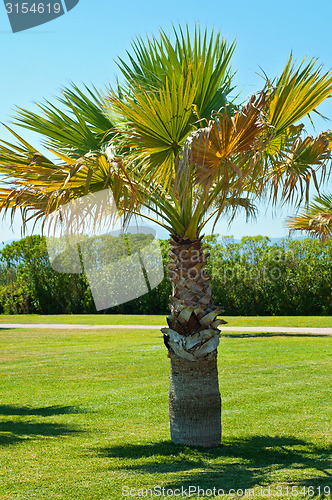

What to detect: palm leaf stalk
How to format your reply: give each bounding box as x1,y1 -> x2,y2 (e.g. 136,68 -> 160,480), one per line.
1,25 -> 332,447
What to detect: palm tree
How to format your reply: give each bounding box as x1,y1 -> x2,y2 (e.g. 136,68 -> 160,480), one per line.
1,26 -> 332,447
287,193 -> 332,239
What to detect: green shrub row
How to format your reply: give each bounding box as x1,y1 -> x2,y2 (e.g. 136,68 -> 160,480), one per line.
205,235 -> 332,315
0,234 -> 331,315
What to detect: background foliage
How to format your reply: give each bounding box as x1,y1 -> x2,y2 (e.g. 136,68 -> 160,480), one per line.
205,235 -> 332,315
0,235 -> 331,316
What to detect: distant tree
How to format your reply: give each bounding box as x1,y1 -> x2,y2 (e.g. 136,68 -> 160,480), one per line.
0,236 -> 94,314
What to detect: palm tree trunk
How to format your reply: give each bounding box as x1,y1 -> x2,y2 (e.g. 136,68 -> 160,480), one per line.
162,235 -> 225,448
169,351 -> 221,447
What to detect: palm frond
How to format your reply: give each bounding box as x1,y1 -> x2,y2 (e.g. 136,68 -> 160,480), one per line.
13,84 -> 113,156
0,128 -> 139,230
224,196 -> 258,222
267,55 -> 332,136
109,62 -> 200,189
116,24 -> 235,121
287,193 -> 332,239
264,131 -> 331,205
180,91 -> 267,187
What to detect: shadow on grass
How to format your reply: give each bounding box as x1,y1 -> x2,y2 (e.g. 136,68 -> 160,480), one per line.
0,405 -> 82,416
98,435 -> 331,490
0,420 -> 81,446
221,332 -> 331,338
0,405 -> 83,446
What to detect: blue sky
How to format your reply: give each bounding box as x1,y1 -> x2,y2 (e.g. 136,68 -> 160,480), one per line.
1,0 -> 332,241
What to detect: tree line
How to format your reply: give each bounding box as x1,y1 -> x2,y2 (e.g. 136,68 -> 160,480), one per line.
0,234 -> 331,316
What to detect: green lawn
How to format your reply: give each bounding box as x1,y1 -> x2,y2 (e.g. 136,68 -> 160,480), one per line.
0,327 -> 331,499
1,314 -> 332,328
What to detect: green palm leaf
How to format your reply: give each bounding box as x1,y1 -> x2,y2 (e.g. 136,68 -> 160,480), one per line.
14,84 -> 113,156
117,25 -> 235,121
110,62 -> 200,188
267,55 -> 332,135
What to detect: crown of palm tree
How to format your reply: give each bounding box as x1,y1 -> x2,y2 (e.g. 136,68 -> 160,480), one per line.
0,25 -> 332,239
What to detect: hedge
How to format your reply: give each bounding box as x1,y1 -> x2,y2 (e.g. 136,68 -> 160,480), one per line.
0,234 -> 331,315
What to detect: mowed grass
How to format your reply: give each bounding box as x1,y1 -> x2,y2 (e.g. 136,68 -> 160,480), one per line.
1,314 -> 332,328
0,328 -> 331,499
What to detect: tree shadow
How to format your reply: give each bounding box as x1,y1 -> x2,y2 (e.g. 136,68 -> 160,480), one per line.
0,405 -> 83,446
0,420 -> 81,446
97,435 -> 331,490
221,332 -> 331,338
0,405 -> 83,416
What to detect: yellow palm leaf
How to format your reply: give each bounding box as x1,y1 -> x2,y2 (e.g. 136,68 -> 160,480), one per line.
182,92 -> 267,185
266,132 -> 331,205
287,194 -> 332,239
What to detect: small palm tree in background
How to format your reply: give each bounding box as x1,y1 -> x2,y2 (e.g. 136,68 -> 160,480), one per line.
1,26 -> 332,447
287,193 -> 332,239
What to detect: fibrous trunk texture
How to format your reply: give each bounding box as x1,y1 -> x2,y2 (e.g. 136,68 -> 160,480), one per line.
169,351 -> 221,447
162,235 -> 226,448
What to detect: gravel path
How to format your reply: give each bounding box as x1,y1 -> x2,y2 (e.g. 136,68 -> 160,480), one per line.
0,324 -> 331,334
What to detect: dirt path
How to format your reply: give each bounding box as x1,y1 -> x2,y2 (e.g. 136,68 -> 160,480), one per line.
0,323 -> 331,335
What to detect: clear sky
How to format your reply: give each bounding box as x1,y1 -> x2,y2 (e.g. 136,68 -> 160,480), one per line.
1,0 -> 332,242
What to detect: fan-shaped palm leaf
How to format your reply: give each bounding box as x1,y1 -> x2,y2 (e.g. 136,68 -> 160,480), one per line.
117,25 -> 235,121
110,62 -> 200,188
180,92 -> 267,188
0,129 -> 138,228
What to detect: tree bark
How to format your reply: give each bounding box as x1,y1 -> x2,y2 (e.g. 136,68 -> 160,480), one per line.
162,235 -> 225,448
169,350 -> 221,447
